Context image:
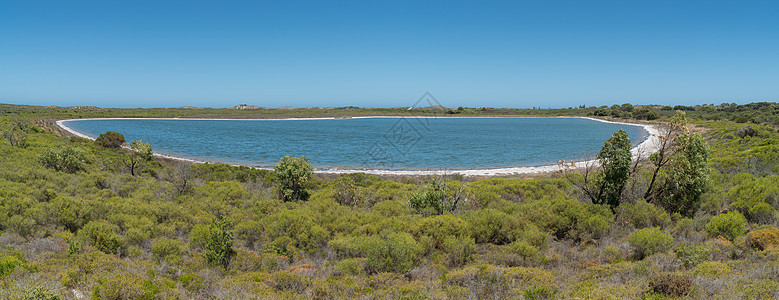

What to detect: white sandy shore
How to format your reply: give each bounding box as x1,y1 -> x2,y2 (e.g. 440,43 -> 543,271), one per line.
56,117 -> 663,177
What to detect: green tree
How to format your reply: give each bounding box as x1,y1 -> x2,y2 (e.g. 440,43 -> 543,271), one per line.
94,131 -> 126,148
274,155 -> 313,202
126,140 -> 152,176
204,217 -> 235,268
661,132 -> 710,215
595,129 -> 632,210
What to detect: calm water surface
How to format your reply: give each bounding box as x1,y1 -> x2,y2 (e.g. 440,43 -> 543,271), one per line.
63,117 -> 647,170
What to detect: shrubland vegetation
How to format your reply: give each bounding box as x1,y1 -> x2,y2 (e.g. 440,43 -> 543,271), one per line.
0,102 -> 778,299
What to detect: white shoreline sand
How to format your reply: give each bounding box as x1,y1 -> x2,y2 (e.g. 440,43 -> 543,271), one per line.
56,117 -> 662,177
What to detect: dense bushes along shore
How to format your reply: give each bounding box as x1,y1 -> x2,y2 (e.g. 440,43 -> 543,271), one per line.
0,103 -> 778,298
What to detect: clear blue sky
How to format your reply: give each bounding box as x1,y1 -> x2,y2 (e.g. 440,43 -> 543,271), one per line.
2,1 -> 778,108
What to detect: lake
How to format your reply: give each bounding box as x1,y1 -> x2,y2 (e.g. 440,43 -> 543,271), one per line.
61,117 -> 648,171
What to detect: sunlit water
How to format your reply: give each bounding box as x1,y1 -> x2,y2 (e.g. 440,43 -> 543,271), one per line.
62,117 -> 647,170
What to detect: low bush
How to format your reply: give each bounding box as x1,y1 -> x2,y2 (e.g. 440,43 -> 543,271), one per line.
365,231 -> 421,273
648,272 -> 693,297
705,211 -> 746,241
38,147 -> 88,173
617,200 -> 671,229
675,243 -> 711,268
151,238 -> 184,261
628,227 -> 673,259
79,220 -> 125,255
694,261 -> 731,277
746,225 -> 779,250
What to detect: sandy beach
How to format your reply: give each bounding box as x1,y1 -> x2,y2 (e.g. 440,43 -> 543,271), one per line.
56,117 -> 663,177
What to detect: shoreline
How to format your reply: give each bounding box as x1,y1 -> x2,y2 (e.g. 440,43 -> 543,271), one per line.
55,116 -> 662,177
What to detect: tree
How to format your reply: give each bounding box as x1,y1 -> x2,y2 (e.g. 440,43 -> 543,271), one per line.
595,129 -> 632,210
95,131 -> 126,148
643,111 -> 711,215
560,130 -> 632,211
644,111 -> 688,200
204,217 -> 235,268
274,155 -> 313,202
126,140 -> 152,176
659,131 -> 711,215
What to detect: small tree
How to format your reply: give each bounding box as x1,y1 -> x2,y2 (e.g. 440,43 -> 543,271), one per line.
126,140 -> 153,176
409,177 -> 467,216
204,217 -> 235,268
95,131 -> 126,148
595,129 -> 632,210
274,155 -> 313,202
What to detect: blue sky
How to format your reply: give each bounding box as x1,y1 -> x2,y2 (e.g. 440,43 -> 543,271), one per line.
1,1 -> 778,108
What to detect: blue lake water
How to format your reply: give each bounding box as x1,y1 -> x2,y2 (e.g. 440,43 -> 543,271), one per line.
62,117 -> 648,170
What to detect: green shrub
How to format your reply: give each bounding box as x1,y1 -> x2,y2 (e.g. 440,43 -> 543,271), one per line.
38,147 -> 88,173
177,273 -> 203,292
92,273 -> 146,300
675,243 -> 711,268
79,220 -> 125,254
0,255 -> 25,277
6,215 -> 36,238
507,240 -> 541,262
22,286 -> 61,300
705,211 -> 746,241
333,258 -> 366,276
617,200 -> 671,229
151,238 -> 184,261
204,217 -> 235,268
274,155 -> 313,202
694,261 -> 731,277
365,231 -> 421,273
627,227 -> 673,259
442,236 -> 476,267
466,209 -> 521,244
416,215 -> 471,249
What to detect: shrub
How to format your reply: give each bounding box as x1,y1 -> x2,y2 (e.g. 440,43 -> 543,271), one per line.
151,238 -> 184,261
94,131 -> 125,148
627,227 -> 673,259
3,130 -> 28,148
508,240 -> 541,262
466,209 -> 521,244
616,200 -> 671,229
6,215 -> 36,238
274,155 -> 313,202
648,272 -> 693,297
694,261 -> 731,277
365,232 -> 421,273
22,286 -> 61,300
92,273 -> 145,300
675,243 -> 711,268
0,255 -> 25,277
177,273 -> 203,292
416,215 -> 471,249
746,226 -> 779,251
705,211 -> 746,241
333,258 -> 366,276
409,178 -> 467,216
204,217 -> 235,268
79,220 -> 125,254
442,236 -> 476,267
38,148 -> 88,173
